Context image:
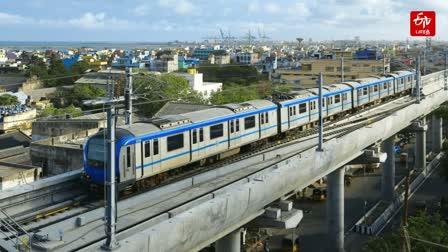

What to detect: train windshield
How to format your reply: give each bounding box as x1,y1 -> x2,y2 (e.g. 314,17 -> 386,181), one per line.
87,135 -> 106,169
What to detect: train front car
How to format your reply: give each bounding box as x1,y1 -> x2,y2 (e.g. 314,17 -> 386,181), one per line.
82,129 -> 134,189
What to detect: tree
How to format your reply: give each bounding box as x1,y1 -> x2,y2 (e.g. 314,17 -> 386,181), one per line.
133,73 -> 204,116
40,104 -> 83,118
70,61 -> 90,74
46,55 -> 69,87
362,213 -> 448,252
0,94 -> 20,106
197,65 -> 264,85
209,83 -> 260,105
51,84 -> 105,109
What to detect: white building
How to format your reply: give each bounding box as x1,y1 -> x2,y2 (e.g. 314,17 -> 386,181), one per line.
174,71 -> 222,99
0,49 -> 7,64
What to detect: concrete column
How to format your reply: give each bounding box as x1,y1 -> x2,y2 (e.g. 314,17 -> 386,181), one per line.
215,229 -> 241,252
381,136 -> 395,202
327,167 -> 345,252
432,114 -> 443,153
415,117 -> 427,173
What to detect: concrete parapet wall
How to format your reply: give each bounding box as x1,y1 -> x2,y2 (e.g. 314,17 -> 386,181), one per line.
354,152 -> 444,235
32,119 -> 105,141
30,128 -> 99,176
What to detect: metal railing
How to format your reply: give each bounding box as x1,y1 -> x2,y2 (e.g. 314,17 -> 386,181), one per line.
0,208 -> 31,251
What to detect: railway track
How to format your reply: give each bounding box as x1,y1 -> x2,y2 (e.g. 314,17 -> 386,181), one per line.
70,95 -> 419,251
1,94 -> 416,246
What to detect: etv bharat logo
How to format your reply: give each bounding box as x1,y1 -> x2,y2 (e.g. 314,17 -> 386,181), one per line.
410,11 -> 436,36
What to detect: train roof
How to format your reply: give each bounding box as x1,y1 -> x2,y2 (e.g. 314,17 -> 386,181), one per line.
123,123 -> 162,136
244,99 -> 277,109
181,107 -> 234,123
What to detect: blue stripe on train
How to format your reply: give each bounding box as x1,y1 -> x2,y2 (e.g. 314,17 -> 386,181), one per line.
136,124 -> 278,169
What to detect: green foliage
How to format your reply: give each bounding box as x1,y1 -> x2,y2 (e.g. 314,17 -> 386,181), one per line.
0,94 -> 20,106
52,84 -> 105,109
197,65 -> 264,85
26,54 -> 94,88
362,213 -> 448,252
46,55 -> 69,87
209,82 -> 274,105
70,61 -> 90,75
41,104 -> 83,118
133,73 -> 204,116
26,56 -> 48,79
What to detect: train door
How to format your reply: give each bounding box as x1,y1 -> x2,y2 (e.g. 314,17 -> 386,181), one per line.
229,119 -> 241,147
151,138 -> 161,174
120,145 -> 136,185
191,128 -> 204,161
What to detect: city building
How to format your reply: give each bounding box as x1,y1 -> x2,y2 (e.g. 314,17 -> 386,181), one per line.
0,49 -> 7,63
174,69 -> 222,99
82,55 -> 108,68
276,58 -> 390,87
150,54 -> 178,73
236,52 -> 260,65
0,105 -> 36,134
192,48 -> 215,60
74,69 -> 125,90
112,54 -> 145,69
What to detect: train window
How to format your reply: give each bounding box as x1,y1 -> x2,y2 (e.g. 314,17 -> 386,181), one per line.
210,124 -> 224,139
322,98 -> 325,107
293,106 -> 297,115
167,134 -> 184,152
299,103 -> 307,114
236,120 -> 240,132
261,113 -> 265,124
265,112 -> 269,123
383,83 -> 387,89
289,107 -> 292,116
374,85 -> 378,92
245,116 -> 256,129
363,88 -> 368,96
230,121 -> 234,133
144,141 -> 150,157
193,129 -> 197,144
199,128 -> 204,142
335,94 -> 341,103
126,147 -> 131,168
401,79 -> 404,84
153,139 -> 159,155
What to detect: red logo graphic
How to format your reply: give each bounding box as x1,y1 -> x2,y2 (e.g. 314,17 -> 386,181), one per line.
410,11 -> 436,36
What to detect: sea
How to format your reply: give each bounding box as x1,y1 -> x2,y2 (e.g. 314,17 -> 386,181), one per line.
0,41 -> 183,51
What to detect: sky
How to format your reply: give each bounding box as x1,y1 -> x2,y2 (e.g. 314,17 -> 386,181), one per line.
0,0 -> 447,42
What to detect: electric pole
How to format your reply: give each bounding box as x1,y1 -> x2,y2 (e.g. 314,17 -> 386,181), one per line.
416,56 -> 421,104
125,67 -> 133,126
317,72 -> 324,152
444,51 -> 447,91
340,57 -> 344,82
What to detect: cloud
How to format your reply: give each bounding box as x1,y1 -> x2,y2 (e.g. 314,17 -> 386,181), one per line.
68,12 -> 107,29
0,12 -> 30,24
158,0 -> 196,15
130,4 -> 151,16
248,1 -> 260,13
265,3 -> 280,14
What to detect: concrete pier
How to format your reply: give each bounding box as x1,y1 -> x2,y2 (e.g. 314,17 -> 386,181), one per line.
215,229 -> 242,252
381,136 -> 395,202
414,118 -> 427,173
327,167 -> 345,252
431,114 -> 443,153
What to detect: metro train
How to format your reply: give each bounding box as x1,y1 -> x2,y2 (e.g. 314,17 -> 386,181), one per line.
83,70 -> 416,188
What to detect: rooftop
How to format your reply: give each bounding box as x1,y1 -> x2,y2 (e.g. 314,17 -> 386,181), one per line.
153,102 -> 213,117
0,130 -> 31,151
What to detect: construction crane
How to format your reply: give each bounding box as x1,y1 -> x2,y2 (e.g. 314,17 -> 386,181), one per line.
258,27 -> 270,42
